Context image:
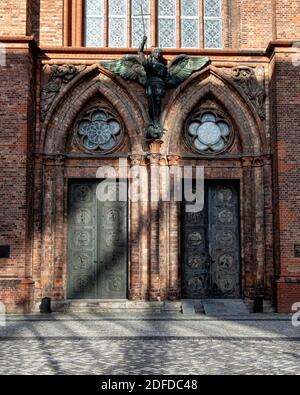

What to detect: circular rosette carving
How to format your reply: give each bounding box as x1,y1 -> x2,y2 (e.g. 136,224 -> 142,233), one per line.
77,108 -> 124,153
186,111 -> 233,155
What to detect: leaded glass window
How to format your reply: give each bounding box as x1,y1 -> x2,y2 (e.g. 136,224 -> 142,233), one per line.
83,0 -> 222,49
132,0 -> 151,48
108,0 -> 127,47
84,0 -> 104,47
181,0 -> 199,48
204,0 -> 222,48
158,0 -> 176,48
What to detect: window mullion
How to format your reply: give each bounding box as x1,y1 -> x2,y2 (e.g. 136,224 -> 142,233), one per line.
176,0 -> 181,48
127,0 -> 132,48
72,0 -> 77,46
151,0 -> 157,47
76,0 -> 83,47
199,0 -> 204,48
104,0 -> 108,47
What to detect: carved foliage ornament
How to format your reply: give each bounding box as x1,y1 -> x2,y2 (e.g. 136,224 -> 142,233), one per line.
41,64 -> 86,121
223,66 -> 266,120
76,107 -> 124,153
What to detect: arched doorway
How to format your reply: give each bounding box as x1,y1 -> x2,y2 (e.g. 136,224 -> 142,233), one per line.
162,67 -> 273,303
34,67 -> 146,306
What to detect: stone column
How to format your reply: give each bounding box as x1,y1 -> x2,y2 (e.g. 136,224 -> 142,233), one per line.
148,140 -> 163,301
167,155 -> 181,300
241,157 -> 254,297
263,155 -> 275,296
252,157 -> 266,297
159,156 -> 169,299
53,155 -> 66,299
32,156 -> 44,301
128,154 -> 146,300
40,156 -> 56,298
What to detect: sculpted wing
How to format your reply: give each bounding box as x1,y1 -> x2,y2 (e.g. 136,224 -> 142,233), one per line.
99,55 -> 147,86
166,55 -> 210,87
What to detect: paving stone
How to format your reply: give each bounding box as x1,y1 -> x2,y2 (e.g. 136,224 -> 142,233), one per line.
182,300 -> 196,315
203,299 -> 250,316
0,314 -> 299,375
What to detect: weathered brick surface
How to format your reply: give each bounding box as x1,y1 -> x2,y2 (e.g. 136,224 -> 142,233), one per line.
0,47 -> 34,311
272,52 -> 300,312
276,0 -> 300,39
39,0 -> 63,46
0,0 -> 28,36
276,280 -> 300,314
238,0 -> 274,49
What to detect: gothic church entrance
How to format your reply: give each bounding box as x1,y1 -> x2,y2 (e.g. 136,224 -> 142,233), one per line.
67,181 -> 127,299
182,181 -> 241,299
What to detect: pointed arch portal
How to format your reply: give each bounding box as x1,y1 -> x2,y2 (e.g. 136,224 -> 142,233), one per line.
31,64 -> 274,308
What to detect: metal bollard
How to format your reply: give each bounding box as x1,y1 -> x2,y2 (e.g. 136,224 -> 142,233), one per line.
253,297 -> 264,313
40,297 -> 52,314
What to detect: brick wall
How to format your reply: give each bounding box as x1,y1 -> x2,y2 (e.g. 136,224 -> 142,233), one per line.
277,280 -> 300,314
276,0 -> 300,39
0,46 -> 33,311
274,51 -> 300,312
2,1 -> 299,49
39,0 -> 63,46
238,0 -> 274,49
0,0 -> 28,36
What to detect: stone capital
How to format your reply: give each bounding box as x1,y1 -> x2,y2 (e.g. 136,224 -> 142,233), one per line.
128,154 -> 145,166
148,139 -> 163,154
147,153 -> 161,165
167,155 -> 181,166
252,157 -> 265,167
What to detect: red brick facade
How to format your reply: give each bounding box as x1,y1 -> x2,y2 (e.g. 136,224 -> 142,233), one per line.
0,1 -> 300,313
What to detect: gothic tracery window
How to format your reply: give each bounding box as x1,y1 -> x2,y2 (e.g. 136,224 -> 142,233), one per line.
186,110 -> 233,155
77,107 -> 124,153
83,0 -> 223,49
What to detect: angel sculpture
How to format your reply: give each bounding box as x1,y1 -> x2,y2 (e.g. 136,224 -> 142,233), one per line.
100,36 -> 210,140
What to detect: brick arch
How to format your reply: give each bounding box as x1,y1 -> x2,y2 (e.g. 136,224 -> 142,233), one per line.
162,67 -> 264,156
41,66 -> 146,155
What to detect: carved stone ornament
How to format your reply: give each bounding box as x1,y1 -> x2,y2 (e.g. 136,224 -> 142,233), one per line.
222,66 -> 266,120
41,64 -> 86,121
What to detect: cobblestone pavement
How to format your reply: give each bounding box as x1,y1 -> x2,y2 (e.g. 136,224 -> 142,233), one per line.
0,314 -> 299,375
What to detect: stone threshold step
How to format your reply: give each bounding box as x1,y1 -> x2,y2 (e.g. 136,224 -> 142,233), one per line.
37,300 -> 183,314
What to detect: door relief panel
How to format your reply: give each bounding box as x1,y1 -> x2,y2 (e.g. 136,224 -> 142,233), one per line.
68,181 -> 127,299
182,182 -> 240,299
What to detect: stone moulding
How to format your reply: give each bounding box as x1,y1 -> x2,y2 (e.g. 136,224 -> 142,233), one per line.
221,66 -> 266,121
41,64 -> 86,121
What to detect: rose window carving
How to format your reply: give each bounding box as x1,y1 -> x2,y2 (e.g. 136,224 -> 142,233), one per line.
77,108 -> 124,153
186,111 -> 233,155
